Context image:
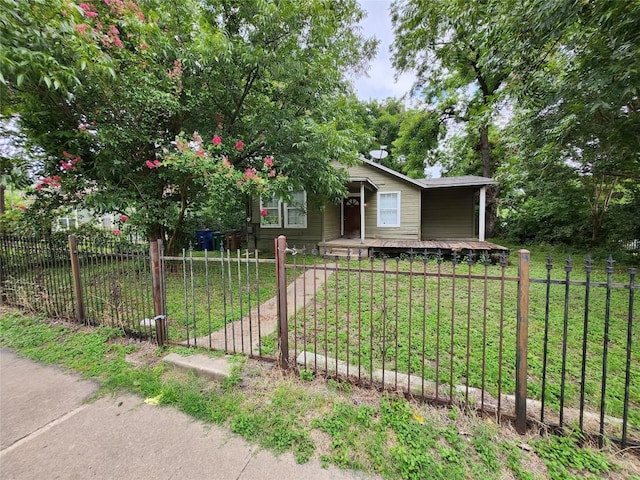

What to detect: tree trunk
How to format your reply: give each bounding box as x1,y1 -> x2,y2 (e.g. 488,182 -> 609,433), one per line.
0,184 -> 5,215
478,125 -> 498,237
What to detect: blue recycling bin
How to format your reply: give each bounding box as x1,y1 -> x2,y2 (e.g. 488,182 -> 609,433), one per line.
196,230 -> 214,251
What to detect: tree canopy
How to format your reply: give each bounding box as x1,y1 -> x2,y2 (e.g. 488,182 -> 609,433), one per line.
390,0 -> 640,246
1,0 -> 376,248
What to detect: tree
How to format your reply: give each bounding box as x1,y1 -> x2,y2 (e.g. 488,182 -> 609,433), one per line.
503,0 -> 640,244
1,0 -> 376,249
392,108 -> 442,178
350,97 -> 443,178
0,117 -> 32,216
391,0 -> 640,245
391,0 -> 512,236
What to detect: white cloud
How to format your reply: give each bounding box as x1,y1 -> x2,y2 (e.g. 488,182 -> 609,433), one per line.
351,0 -> 417,102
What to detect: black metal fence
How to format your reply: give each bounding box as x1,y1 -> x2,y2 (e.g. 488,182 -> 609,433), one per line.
274,238 -> 638,448
0,235 -> 74,317
160,246 -> 277,357
1,233 -> 637,448
0,235 -> 155,338
71,235 -> 155,336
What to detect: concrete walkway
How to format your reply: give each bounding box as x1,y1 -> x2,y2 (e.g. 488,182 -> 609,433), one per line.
187,264 -> 335,355
0,347 -> 374,480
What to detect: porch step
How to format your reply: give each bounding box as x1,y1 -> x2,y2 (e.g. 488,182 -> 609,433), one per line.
323,246 -> 369,258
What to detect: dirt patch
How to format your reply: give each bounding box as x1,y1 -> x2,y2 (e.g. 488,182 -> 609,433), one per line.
118,338 -> 163,368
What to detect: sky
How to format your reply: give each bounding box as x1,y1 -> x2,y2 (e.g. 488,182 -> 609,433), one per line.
352,1 -> 415,102
351,1 -> 443,177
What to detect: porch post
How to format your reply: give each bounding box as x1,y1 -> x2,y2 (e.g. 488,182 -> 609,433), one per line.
360,182 -> 365,244
340,198 -> 344,237
479,186 -> 486,242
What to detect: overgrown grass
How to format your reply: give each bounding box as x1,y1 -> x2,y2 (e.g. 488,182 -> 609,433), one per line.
284,249 -> 639,428
1,310 -> 639,480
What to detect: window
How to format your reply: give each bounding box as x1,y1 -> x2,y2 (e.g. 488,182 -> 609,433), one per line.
260,196 -> 282,228
377,191 -> 401,227
101,214 -> 113,229
58,218 -> 70,231
284,191 -> 307,228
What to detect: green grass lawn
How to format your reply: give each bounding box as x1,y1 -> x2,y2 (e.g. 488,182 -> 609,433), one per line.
2,310 -> 639,480
281,247 -> 639,430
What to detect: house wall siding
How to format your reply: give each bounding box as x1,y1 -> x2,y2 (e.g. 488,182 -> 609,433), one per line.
323,203 -> 341,241
345,164 -> 422,240
421,188 -> 475,239
252,199 -> 323,251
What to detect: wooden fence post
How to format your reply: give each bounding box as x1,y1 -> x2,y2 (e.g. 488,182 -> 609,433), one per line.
68,235 -> 85,323
516,249 -> 530,434
275,235 -> 290,369
150,239 -> 167,346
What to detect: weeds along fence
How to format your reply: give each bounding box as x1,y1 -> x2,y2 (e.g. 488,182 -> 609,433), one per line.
1,233 -> 637,447
269,237 -> 638,448
0,235 -> 74,318
0,235 -> 156,339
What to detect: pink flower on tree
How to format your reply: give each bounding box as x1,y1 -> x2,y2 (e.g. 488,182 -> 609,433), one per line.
120,215 -> 129,222
145,159 -> 161,169
222,157 -> 232,168
196,150 -> 205,156
244,168 -> 257,180
235,140 -> 244,151
80,3 -> 98,17
264,156 -> 273,168
112,229 -> 122,235
260,209 -> 268,217
212,135 -> 222,145
268,169 -> 276,177
35,183 -> 43,190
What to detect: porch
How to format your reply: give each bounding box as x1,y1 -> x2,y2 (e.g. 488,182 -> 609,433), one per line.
318,237 -> 509,257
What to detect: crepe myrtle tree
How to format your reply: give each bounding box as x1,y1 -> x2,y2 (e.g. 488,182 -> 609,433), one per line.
31,131 -> 292,253
2,0 -> 375,250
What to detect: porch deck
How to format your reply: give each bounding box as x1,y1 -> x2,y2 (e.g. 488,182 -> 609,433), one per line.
318,237 -> 508,256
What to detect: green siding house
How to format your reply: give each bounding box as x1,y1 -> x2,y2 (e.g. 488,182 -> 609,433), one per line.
251,158 -> 499,253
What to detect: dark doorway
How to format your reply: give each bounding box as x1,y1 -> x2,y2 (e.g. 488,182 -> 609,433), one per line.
343,196 -> 360,238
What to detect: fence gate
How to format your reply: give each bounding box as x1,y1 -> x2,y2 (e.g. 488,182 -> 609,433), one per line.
159,243 -> 278,360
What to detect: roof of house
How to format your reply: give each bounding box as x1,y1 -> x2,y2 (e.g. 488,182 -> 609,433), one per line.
419,175 -> 498,189
358,158 -> 497,190
358,158 -> 427,189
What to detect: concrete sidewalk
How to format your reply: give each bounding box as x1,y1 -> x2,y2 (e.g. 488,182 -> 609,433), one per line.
0,348 -> 375,480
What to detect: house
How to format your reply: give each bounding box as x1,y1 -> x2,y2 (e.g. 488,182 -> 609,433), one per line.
251,158 -> 506,255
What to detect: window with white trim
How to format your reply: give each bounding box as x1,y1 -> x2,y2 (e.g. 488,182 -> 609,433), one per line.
377,191 -> 401,227
260,196 -> 282,228
284,191 -> 307,228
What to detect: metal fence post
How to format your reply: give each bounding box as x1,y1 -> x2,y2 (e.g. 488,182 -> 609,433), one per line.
275,235 -> 289,369
150,239 -> 167,346
516,249 -> 530,434
0,252 -> 6,305
68,235 -> 85,323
